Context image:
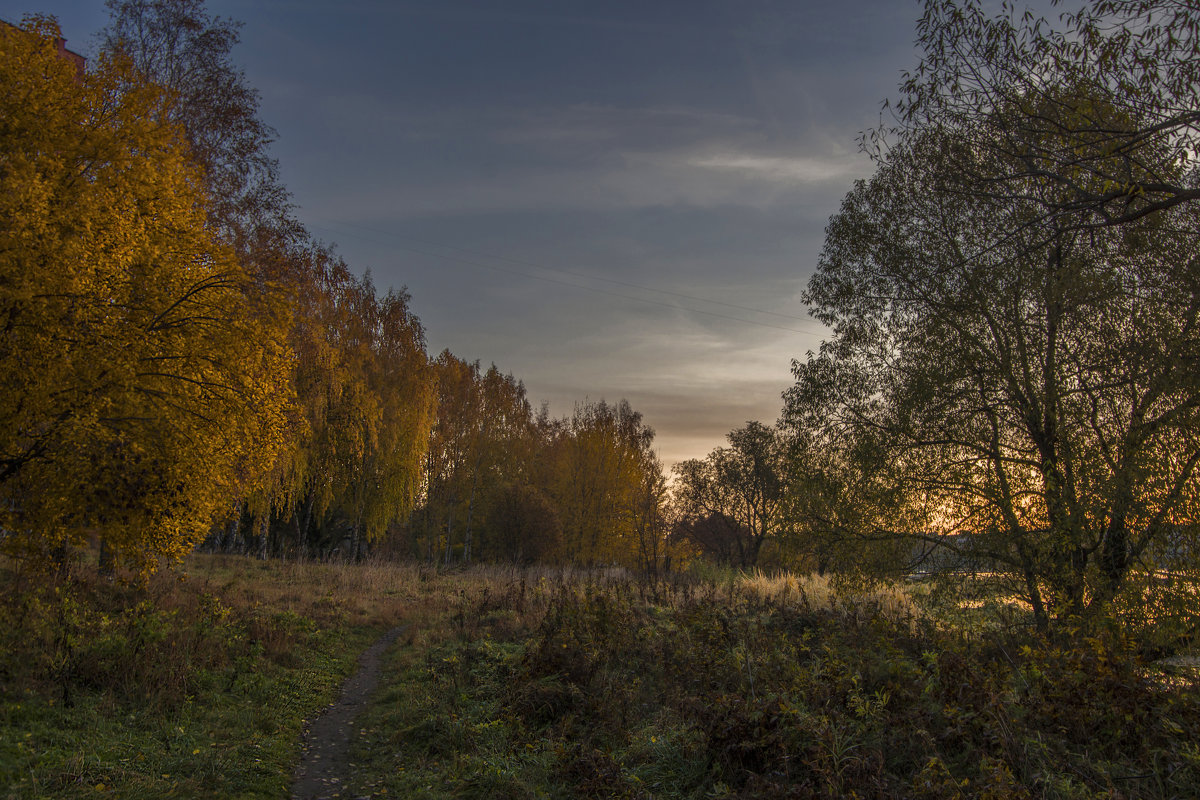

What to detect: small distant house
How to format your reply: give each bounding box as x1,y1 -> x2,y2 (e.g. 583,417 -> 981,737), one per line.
2,18 -> 86,79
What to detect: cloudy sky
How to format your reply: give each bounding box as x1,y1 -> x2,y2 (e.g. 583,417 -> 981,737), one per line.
7,0 -> 925,468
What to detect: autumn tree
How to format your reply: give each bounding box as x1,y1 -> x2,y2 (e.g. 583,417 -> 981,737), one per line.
419,354 -> 486,562
101,0 -> 291,242
252,271 -> 434,560
630,453 -> 672,574
466,365 -> 538,560
102,1 -> 442,562
673,422 -> 791,569
339,282 -> 435,559
415,354 -> 538,563
0,19 -> 293,571
480,484 -> 563,565
541,400 -> 661,567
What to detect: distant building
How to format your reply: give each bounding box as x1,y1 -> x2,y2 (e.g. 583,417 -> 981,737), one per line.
1,18 -> 86,78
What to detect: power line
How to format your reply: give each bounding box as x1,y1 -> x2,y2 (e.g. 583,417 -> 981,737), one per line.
307,221 -> 822,336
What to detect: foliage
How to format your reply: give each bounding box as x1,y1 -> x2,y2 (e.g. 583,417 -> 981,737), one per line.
544,399 -> 668,568
784,0 -> 1200,632
0,18 -> 293,572
884,0 -> 1200,232
412,386 -> 672,570
480,483 -> 564,564
5,556 -> 1199,799
674,421 -> 791,568
351,568 -> 1200,799
100,1 -> 441,561
102,0 -> 291,241
417,354 -> 536,563
0,554 -> 390,798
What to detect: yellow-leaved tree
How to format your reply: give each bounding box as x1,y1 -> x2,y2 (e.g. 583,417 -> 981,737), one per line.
0,18 -> 294,573
546,399 -> 663,568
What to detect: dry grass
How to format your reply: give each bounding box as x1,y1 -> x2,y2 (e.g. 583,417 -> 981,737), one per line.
735,568 -> 917,620
182,553 -> 426,629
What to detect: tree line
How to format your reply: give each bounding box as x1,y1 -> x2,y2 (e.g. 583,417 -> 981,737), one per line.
0,1 -> 679,574
7,0 -> 1200,638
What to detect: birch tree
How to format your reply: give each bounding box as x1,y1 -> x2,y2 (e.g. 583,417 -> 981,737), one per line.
0,19 -> 293,572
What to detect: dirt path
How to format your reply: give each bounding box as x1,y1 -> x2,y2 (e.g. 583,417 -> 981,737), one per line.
291,624 -> 409,800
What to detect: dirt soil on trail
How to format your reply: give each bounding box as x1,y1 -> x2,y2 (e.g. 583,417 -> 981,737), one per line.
291,624 -> 409,800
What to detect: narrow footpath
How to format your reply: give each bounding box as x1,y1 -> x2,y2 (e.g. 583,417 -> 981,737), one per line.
291,624 -> 409,800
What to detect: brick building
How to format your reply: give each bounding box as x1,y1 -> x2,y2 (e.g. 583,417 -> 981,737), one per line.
1,18 -> 86,78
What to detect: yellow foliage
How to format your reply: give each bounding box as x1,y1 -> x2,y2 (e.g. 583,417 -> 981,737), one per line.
0,19 -> 294,572
547,400 -> 664,568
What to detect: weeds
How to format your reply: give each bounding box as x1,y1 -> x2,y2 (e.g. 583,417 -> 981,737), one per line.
5,557 -> 1198,798
353,567 -> 1200,800
0,554 -> 392,798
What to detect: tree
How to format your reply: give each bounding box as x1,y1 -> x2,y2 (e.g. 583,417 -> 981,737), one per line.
630,453 -> 672,574
341,282 -> 435,559
419,353 -> 485,563
776,428 -> 910,579
671,513 -> 753,569
412,354 -> 539,563
480,484 -> 563,565
787,111 -> 1200,630
673,422 -> 791,569
101,0 -> 291,242
545,399 -> 663,567
885,0 -> 1200,238
102,2 -> 443,562
0,19 -> 293,572
272,273 -> 434,560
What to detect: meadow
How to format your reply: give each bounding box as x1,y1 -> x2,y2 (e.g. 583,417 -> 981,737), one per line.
2,556 -> 1198,799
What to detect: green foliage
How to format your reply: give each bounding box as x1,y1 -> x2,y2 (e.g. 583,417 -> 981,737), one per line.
784,0 -> 1200,631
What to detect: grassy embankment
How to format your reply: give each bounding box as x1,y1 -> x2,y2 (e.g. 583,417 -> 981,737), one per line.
4,558 -> 1200,799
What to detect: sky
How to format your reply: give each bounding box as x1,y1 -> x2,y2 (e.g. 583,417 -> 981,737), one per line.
4,0 -> 925,469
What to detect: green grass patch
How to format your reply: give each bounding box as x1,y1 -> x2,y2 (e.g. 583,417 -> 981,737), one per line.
0,557 -> 382,799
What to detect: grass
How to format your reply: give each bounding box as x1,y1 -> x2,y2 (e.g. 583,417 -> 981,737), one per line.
346,567 -> 1200,800
0,553 -> 410,799
4,555 -> 1199,798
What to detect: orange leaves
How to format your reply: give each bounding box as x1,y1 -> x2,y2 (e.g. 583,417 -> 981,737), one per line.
0,21 -> 293,573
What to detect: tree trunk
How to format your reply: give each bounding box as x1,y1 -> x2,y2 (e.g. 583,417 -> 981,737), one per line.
222,506 -> 242,553
1091,517 -> 1130,614
98,536 -> 115,577
1023,562 -> 1049,633
257,515 -> 268,560
464,484 -> 479,564
295,492 -> 314,560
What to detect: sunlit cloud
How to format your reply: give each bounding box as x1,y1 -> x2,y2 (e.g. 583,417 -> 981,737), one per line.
689,153 -> 863,184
